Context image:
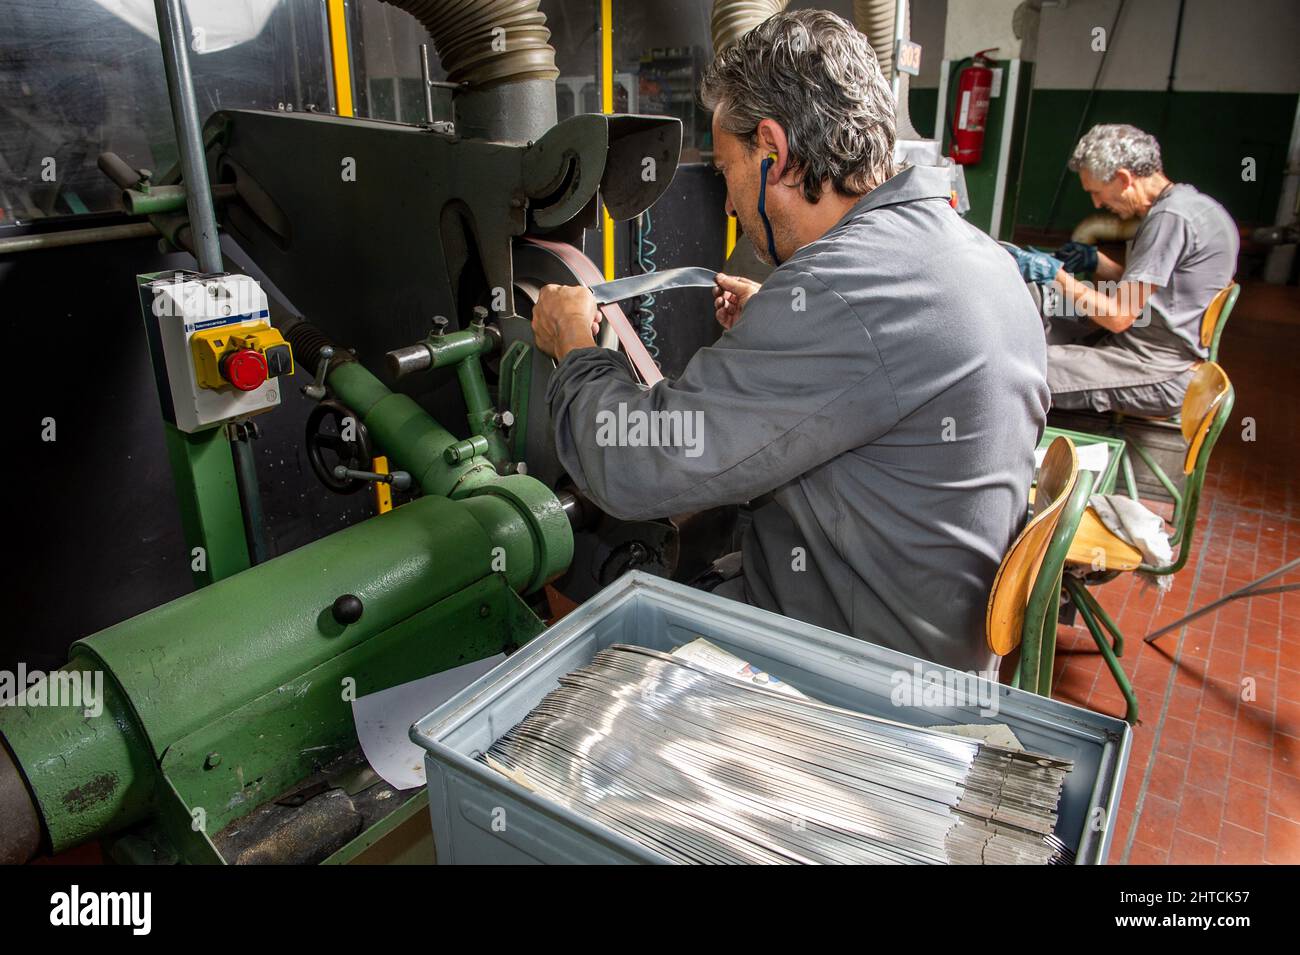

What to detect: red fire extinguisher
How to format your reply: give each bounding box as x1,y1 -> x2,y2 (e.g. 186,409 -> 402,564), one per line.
950,48 -> 998,165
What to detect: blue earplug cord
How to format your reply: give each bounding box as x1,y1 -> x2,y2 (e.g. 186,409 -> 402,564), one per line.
757,152 -> 781,266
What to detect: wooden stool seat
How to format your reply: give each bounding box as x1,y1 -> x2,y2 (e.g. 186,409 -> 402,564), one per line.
1065,508 -> 1145,572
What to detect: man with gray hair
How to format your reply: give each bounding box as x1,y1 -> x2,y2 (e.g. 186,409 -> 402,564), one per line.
528,10 -> 1048,673
1010,123 -> 1238,415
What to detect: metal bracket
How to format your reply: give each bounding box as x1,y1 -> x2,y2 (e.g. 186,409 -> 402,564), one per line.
499,340 -> 533,464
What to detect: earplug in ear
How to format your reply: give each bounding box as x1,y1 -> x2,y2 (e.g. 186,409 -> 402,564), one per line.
757,153 -> 782,266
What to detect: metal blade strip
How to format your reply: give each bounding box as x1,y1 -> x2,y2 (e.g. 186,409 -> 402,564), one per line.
588,267 -> 719,305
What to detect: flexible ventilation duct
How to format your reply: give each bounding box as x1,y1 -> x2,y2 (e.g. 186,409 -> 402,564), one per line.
854,0 -> 898,77
709,0 -> 920,141
382,0 -> 558,86
381,0 -> 560,141
710,0 -> 789,55
1071,212 -> 1140,245
853,0 -> 921,140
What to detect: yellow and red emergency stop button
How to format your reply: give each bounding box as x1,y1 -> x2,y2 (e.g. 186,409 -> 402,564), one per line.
219,349 -> 269,391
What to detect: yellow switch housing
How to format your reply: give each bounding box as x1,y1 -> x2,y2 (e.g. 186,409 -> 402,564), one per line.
191,323 -> 293,390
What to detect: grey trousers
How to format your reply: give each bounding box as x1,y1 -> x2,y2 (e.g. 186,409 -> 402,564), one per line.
1047,344 -> 1195,416
1043,315 -> 1195,417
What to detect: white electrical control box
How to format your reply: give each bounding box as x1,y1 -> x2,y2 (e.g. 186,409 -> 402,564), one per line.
141,271 -> 292,434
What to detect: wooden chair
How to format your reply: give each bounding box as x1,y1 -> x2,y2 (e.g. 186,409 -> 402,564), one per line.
1063,362 -> 1236,723
1046,282 -> 1239,504
987,436 -> 1090,697
1111,282 -> 1239,499
1200,282 -> 1240,365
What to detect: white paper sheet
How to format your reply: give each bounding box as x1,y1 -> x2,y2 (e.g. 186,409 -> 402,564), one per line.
672,637 -> 808,698
353,655 -> 504,791
1035,441 -> 1109,475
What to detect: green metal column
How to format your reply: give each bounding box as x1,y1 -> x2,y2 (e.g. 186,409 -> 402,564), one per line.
139,270 -> 251,586
163,423 -> 251,585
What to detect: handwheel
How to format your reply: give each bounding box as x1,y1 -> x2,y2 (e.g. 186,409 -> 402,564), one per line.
305,399 -> 375,494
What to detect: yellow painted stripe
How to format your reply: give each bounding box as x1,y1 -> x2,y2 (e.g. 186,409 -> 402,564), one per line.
372,456 -> 393,513
725,216 -> 737,260
601,0 -> 615,280
327,0 -> 353,118
602,209 -> 616,280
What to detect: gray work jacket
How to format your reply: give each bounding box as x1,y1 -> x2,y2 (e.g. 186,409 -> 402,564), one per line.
546,165 -> 1050,672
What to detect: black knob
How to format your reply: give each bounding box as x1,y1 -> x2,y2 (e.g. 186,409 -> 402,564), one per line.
332,594 -> 363,625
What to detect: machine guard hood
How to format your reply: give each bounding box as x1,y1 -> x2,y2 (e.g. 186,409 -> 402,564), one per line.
523,113 -> 682,231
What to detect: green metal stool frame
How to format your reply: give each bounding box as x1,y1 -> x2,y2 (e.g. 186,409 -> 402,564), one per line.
1014,469 -> 1096,698
989,436 -> 1095,700
1064,362 -> 1236,724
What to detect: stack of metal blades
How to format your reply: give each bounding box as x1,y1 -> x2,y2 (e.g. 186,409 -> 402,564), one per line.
482,645 -> 1074,865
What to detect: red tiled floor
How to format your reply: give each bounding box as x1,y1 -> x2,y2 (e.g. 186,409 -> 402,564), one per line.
1040,285 -> 1300,864
1130,840 -> 1170,864
1217,823 -> 1266,864
1231,740 -> 1273,784
1265,814 -> 1300,864
1269,773 -> 1300,822
1170,829 -> 1219,864
1176,786 -> 1225,840
1224,778 -> 1270,833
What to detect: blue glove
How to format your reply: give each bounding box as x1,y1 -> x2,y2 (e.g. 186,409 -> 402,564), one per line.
1002,243 -> 1064,284
1058,241 -> 1099,274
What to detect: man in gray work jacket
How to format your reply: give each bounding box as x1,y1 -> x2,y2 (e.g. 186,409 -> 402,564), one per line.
529,11 -> 1049,674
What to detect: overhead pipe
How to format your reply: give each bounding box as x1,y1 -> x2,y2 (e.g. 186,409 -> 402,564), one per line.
710,0 -> 788,54
854,0 -> 920,141
1071,212 -> 1140,245
381,0 -> 560,143
153,0 -> 223,272
0,222 -> 159,255
708,0 -> 919,141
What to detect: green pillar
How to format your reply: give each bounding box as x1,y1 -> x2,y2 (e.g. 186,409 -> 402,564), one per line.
163,423 -> 251,586
139,271 -> 251,586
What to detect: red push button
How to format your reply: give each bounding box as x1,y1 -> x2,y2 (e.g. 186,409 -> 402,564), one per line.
220,349 -> 268,391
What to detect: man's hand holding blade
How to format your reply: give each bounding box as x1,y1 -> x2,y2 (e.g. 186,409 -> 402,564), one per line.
714,272 -> 761,330
532,284 -> 601,361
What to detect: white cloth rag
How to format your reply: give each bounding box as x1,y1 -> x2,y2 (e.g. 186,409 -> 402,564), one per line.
1087,494 -> 1174,593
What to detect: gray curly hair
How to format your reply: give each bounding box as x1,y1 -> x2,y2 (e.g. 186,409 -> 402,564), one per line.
1068,124 -> 1163,182
700,9 -> 897,203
